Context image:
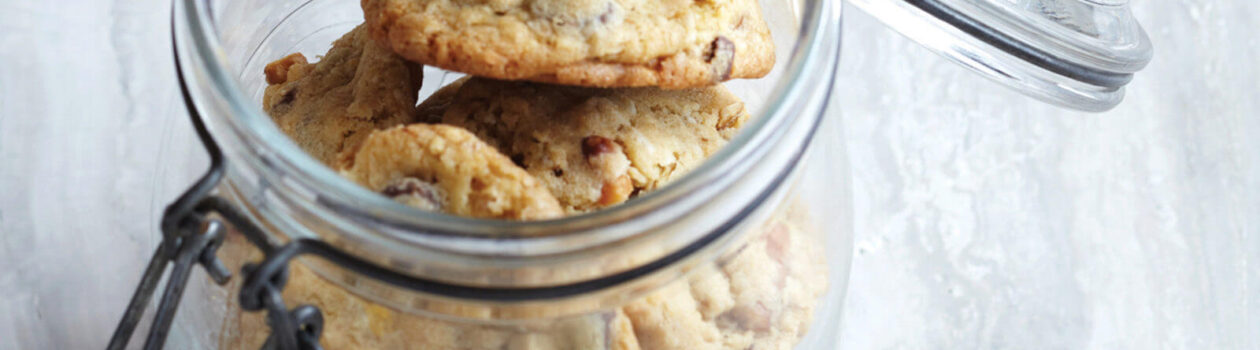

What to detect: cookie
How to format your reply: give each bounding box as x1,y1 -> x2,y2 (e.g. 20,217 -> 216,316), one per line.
221,242 -> 643,350
219,199 -> 826,350
622,202 -> 828,350
417,77 -> 749,213
339,123 -> 564,220
362,0 -> 775,88
262,25 -> 423,166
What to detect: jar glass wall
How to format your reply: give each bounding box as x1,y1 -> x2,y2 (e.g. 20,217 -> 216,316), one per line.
166,0 -> 850,348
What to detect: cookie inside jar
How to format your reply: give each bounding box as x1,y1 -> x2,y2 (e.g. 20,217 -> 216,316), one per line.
220,0 -> 830,348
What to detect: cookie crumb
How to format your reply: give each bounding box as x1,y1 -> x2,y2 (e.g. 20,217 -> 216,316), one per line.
264,53 -> 308,85
598,174 -> 633,206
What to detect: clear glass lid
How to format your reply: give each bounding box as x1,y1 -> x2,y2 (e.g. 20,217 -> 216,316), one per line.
850,0 -> 1153,111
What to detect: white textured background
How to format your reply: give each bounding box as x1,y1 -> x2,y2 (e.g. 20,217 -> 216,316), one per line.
835,2 -> 1258,349
0,0 -> 1257,349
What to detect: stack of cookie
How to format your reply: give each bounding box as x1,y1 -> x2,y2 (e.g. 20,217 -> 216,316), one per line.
228,1 -> 828,349
262,0 -> 774,219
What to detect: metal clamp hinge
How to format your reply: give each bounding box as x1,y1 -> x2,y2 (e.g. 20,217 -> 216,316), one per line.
105,7 -> 324,348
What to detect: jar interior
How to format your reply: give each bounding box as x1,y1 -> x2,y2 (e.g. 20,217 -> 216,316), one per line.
172,0 -> 850,349
181,0 -> 840,270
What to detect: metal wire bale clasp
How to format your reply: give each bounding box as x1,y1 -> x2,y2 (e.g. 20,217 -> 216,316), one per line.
106,212 -> 229,350
105,9 -> 323,348
106,195 -> 325,350
239,243 -> 324,350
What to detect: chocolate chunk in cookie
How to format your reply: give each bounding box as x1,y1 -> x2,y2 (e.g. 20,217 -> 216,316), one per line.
381,177 -> 446,211
705,36 -> 737,82
582,136 -> 634,206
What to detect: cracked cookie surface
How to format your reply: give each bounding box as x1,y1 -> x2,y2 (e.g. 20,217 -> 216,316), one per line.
262,24 -> 423,166
362,0 -> 774,88
339,123 -> 564,220
417,77 -> 749,213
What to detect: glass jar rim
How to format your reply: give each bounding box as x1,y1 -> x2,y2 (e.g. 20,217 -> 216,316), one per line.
174,0 -> 842,256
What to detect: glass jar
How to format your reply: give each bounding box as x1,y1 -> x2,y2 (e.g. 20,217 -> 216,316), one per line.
123,0 -> 1152,348
156,0 -> 851,349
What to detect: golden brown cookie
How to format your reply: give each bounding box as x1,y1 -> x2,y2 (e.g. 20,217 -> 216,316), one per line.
623,205 -> 828,350
362,0 -> 775,88
219,200 -> 826,350
262,25 -> 424,166
339,123 -> 564,220
417,77 -> 749,213
217,233 -> 641,350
